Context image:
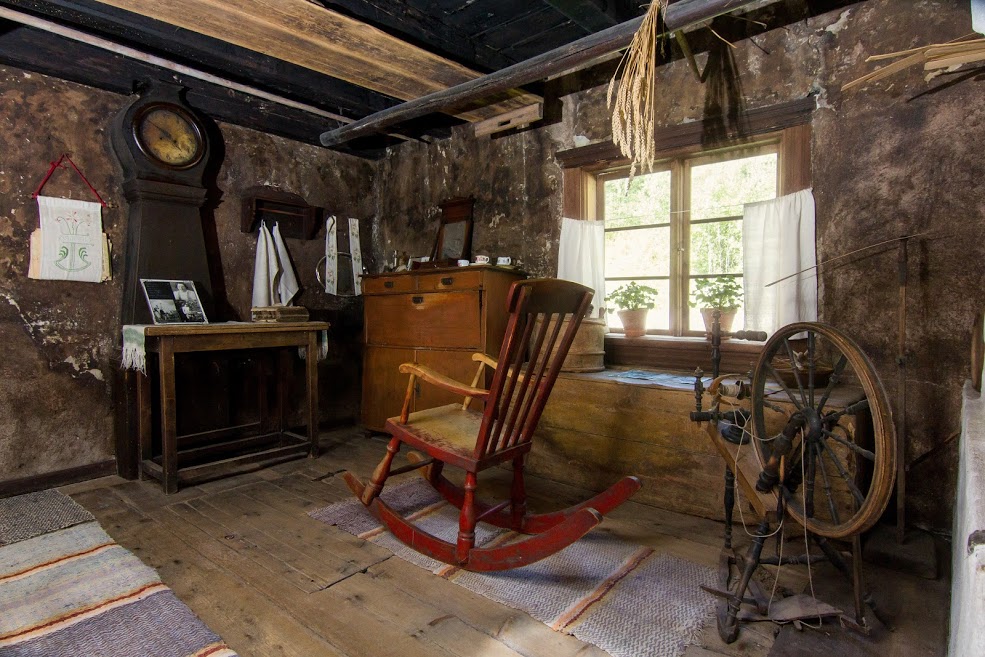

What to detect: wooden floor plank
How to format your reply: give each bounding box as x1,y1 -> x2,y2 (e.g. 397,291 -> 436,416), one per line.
149,490 -> 453,657
169,500 -> 326,593
368,557 -> 607,657
70,487 -> 344,657
184,484 -> 388,589
218,480 -> 390,565
331,571 -> 527,657
268,472 -> 350,506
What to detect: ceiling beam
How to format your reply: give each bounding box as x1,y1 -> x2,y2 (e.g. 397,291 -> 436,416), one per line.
0,5 -> 355,124
319,0 -> 770,148
1,0 -> 398,118
88,0 -> 541,122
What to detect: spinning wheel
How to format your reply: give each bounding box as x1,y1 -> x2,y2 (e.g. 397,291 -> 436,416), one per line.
690,321 -> 897,643
751,323 -> 897,539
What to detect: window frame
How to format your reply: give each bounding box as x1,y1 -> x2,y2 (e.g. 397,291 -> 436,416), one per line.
558,116 -> 811,367
597,138 -> 782,337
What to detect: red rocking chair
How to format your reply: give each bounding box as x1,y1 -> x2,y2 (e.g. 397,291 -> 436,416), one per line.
344,279 -> 641,572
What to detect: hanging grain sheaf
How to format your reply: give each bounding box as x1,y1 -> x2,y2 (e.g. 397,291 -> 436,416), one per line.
607,0 -> 668,177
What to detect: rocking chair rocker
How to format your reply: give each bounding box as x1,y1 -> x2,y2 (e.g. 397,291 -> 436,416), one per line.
344,279 -> 642,572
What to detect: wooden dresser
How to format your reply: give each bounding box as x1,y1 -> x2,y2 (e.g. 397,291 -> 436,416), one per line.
361,265 -> 525,431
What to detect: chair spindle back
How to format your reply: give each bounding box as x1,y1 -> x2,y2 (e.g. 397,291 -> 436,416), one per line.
475,279 -> 593,460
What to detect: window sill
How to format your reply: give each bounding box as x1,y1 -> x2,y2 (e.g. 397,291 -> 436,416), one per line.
604,334 -> 764,374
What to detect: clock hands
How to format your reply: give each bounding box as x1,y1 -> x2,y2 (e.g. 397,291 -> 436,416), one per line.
147,119 -> 182,149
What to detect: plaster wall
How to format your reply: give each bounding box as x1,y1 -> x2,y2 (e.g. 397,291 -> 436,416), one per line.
0,67 -> 375,483
374,0 -> 984,530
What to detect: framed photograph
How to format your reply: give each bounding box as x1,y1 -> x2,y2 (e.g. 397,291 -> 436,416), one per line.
141,279 -> 209,324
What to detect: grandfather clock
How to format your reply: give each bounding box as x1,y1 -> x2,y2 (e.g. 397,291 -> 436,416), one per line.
111,81 -> 217,324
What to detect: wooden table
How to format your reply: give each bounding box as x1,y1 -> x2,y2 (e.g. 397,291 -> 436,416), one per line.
135,322 -> 329,493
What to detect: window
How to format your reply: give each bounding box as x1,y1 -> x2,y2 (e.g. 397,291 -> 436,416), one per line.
600,140 -> 779,336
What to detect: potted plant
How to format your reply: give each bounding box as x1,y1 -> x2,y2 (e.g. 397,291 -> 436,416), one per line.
606,282 -> 659,338
691,277 -> 743,336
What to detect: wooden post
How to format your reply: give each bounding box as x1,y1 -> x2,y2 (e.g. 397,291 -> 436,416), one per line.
896,237 -> 908,543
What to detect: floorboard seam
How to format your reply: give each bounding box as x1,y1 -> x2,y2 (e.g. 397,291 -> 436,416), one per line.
321,554 -> 395,591
313,469 -> 347,482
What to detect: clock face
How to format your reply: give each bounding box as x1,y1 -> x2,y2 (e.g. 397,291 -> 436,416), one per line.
133,105 -> 204,169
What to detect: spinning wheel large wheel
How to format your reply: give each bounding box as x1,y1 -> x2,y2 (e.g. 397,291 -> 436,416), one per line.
751,323 -> 896,539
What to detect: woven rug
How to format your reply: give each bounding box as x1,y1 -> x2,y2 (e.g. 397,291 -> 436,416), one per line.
310,480 -> 715,657
0,490 -> 237,657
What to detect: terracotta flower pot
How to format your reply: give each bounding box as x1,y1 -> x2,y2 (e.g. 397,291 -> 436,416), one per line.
617,308 -> 648,338
700,308 -> 737,338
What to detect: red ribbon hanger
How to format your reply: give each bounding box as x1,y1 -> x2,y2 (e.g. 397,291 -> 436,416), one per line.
31,153 -> 107,207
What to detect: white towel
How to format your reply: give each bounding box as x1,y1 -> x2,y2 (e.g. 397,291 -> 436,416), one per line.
251,222 -> 277,307
272,223 -> 299,305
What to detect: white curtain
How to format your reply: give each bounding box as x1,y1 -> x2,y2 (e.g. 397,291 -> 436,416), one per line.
742,189 -> 817,334
557,217 -> 605,316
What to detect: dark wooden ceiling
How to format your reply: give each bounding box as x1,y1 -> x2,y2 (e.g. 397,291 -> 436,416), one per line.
0,0 -> 647,156
0,1 -> 855,157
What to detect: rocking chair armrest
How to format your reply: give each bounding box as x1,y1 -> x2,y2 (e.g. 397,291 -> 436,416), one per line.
398,363 -> 490,399
471,353 -> 498,369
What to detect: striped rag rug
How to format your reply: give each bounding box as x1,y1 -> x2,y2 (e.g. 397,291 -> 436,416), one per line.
309,480 -> 715,657
0,490 -> 237,657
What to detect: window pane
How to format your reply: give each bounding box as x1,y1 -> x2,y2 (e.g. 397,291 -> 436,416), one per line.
606,279 -> 670,332
687,277 -> 745,333
605,226 -> 670,278
690,153 -> 777,220
690,220 -> 742,276
603,170 -> 671,228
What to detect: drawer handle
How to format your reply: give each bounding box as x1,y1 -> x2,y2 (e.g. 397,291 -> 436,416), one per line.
440,277 -> 453,286
412,296 -> 424,304
384,281 -> 394,289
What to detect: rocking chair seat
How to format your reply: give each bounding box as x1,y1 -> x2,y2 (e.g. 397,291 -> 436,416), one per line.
384,404 -> 486,470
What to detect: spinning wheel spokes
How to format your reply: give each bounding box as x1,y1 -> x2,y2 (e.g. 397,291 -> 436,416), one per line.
752,323 -> 896,539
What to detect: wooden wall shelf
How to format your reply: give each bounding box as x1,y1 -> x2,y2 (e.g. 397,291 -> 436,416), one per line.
242,186 -> 321,240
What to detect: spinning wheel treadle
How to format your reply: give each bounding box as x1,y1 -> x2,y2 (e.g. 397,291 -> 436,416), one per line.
751,322 -> 896,539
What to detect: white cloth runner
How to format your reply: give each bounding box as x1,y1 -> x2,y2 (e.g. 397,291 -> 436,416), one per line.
121,324 -> 329,373
121,324 -> 150,373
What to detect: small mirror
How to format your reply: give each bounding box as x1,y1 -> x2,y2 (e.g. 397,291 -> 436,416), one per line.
429,197 -> 474,266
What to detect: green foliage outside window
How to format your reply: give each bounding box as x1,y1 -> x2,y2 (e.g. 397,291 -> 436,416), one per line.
691,277 -> 743,310
606,282 -> 660,312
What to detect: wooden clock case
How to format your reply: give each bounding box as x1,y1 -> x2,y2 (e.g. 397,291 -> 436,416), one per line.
110,80 -> 222,325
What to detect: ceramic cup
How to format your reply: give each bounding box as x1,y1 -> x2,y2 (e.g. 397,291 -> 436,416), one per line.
474,255 -> 490,264
457,259 -> 470,267
496,256 -> 512,266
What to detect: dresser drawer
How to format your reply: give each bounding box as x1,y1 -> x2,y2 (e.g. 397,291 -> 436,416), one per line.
362,276 -> 415,295
365,291 -> 482,348
416,270 -> 483,292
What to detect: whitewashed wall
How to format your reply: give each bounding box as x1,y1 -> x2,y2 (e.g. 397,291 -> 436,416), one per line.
948,381 -> 985,656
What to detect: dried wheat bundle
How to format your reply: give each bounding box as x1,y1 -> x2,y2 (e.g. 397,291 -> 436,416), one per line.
608,1 -> 668,177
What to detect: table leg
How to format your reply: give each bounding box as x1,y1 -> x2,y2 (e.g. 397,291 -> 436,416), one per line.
277,349 -> 290,435
159,337 -> 178,494
136,368 -> 153,479
306,331 -> 320,458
